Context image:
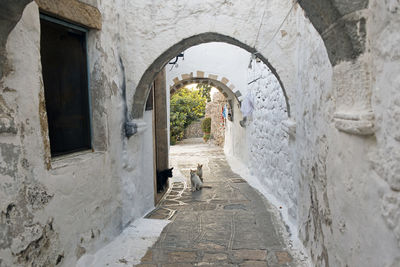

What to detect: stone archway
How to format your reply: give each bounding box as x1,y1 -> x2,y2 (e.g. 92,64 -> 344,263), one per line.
169,75 -> 242,146
170,74 -> 239,102
298,0 -> 369,66
130,33 -> 291,120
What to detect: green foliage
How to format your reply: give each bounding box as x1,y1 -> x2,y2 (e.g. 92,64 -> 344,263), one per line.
203,133 -> 211,142
170,135 -> 177,146
201,117 -> 211,133
196,83 -> 212,102
170,87 -> 206,144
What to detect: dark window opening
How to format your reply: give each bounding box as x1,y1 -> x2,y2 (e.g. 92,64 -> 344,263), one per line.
40,15 -> 91,157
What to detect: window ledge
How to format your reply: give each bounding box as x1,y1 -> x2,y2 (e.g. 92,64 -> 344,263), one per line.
50,150 -> 105,170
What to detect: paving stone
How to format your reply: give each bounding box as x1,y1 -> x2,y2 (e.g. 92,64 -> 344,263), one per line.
135,264 -> 157,267
233,249 -> 267,261
202,253 -> 228,262
162,264 -> 192,267
239,260 -> 268,267
194,242 -> 226,251
136,140 -> 298,266
140,250 -> 153,262
168,251 -> 197,262
196,263 -> 235,266
275,251 -> 292,264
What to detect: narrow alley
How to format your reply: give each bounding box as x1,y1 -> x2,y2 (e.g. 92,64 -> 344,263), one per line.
137,138 -> 306,267
1,1 -> 400,266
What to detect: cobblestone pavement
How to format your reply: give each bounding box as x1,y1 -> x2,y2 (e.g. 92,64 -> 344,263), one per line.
138,138 -> 301,267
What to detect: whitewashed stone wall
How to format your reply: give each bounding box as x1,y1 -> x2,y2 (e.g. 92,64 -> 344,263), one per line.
0,2 -> 155,266
369,1 -> 400,265
245,60 -> 294,219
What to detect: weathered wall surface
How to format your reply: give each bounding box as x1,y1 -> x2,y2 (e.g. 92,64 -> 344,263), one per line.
0,2 -> 155,266
293,1 -> 400,266
369,0 -> 400,265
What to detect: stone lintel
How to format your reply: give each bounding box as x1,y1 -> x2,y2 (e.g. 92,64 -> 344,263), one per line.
36,0 -> 102,30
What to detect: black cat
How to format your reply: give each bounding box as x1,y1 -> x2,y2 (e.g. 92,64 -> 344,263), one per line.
156,167 -> 173,192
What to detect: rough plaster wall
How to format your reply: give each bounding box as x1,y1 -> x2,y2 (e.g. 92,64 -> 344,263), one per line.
0,1 -> 156,266
245,61 -> 294,220
294,3 -> 400,266
0,4 -> 64,266
369,0 -> 400,265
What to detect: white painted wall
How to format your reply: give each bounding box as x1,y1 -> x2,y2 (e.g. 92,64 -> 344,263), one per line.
0,2 -> 156,266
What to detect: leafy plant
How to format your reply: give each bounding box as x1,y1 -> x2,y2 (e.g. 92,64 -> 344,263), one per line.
170,87 -> 206,144
201,117 -> 211,133
196,83 -> 212,102
203,133 -> 211,142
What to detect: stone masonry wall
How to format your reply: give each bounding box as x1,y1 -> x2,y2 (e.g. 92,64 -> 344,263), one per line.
206,92 -> 227,146
183,120 -> 203,139
246,60 -> 294,219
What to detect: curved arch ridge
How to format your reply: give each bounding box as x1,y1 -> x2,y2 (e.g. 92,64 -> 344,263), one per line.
169,73 -> 240,102
131,33 -> 291,120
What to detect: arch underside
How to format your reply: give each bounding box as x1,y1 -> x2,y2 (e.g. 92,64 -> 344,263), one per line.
298,0 -> 368,65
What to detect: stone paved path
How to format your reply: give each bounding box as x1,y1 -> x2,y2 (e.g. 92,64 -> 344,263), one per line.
137,138 -> 300,267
